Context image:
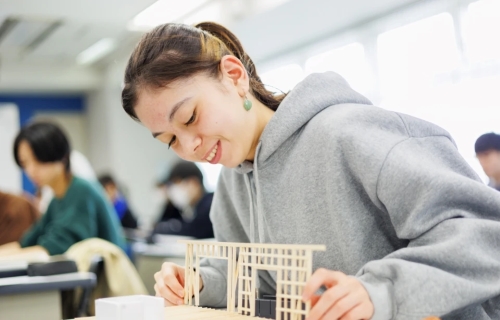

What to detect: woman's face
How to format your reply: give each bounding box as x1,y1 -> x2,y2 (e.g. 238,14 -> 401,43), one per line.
17,140 -> 65,187
135,58 -> 258,168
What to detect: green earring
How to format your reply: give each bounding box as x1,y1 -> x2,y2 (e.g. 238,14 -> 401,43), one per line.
243,96 -> 252,111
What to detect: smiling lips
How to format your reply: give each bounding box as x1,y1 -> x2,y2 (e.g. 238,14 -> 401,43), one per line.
205,141 -> 220,164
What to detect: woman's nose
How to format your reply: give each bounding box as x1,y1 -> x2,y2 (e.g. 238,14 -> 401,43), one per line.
180,132 -> 202,156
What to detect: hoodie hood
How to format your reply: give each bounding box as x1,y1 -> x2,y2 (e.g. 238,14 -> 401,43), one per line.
236,72 -> 372,174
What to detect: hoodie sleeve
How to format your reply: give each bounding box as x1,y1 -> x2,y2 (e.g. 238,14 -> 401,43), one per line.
198,169 -> 251,307
356,133 -> 500,320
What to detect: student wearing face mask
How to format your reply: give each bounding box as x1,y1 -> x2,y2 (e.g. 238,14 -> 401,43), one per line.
153,161 -> 214,239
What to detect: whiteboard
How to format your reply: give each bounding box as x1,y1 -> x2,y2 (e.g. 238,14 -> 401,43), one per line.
0,104 -> 22,193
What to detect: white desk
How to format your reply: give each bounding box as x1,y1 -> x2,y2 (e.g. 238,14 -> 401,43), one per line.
0,255 -> 72,278
0,272 -> 96,320
0,260 -> 28,278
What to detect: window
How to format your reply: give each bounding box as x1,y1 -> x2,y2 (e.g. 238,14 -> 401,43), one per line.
305,43 -> 373,96
377,12 -> 500,183
377,13 -> 460,99
462,0 -> 500,64
260,64 -> 304,93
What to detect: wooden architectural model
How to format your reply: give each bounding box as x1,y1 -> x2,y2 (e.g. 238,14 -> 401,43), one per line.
177,240 -> 326,320
82,240 -> 443,320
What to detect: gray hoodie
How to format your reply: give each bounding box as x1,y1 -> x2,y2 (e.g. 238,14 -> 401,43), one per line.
198,72 -> 500,319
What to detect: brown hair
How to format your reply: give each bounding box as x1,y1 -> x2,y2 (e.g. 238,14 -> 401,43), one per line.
122,22 -> 285,121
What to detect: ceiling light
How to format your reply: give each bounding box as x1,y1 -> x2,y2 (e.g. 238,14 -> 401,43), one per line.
183,1 -> 224,25
76,38 -> 116,65
128,0 -> 210,31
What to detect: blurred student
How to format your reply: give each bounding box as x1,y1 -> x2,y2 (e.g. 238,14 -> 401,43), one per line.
0,191 -> 39,245
154,161 -> 214,239
475,132 -> 500,191
98,174 -> 138,229
0,122 -> 124,259
37,149 -> 98,214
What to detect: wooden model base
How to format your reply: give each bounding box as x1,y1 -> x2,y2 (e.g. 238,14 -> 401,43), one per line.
77,305 -> 270,320
163,305 -> 269,319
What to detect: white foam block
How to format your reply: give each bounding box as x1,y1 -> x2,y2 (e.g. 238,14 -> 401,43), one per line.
95,295 -> 164,320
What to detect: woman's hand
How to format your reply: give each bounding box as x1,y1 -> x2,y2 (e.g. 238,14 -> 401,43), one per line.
302,268 -> 374,320
154,262 -> 203,306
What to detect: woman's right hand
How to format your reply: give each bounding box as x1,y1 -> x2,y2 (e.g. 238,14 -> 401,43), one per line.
154,262 -> 203,306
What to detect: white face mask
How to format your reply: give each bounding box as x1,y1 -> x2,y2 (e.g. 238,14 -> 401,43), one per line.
167,183 -> 191,209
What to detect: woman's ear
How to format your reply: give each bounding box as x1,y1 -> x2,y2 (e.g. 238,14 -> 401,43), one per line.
220,55 -> 249,97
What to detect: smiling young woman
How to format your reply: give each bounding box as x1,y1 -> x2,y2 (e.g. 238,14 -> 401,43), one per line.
121,22 -> 500,320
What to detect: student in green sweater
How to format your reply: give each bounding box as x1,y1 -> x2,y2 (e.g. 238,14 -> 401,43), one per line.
0,122 -> 124,259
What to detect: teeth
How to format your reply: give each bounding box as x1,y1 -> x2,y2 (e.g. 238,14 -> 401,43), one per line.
206,144 -> 218,162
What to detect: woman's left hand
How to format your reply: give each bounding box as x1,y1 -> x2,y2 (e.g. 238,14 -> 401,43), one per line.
302,268 -> 374,320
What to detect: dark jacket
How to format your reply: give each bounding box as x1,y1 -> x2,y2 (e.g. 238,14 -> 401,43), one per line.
154,192 -> 214,239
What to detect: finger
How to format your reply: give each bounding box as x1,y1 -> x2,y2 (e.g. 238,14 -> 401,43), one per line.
174,265 -> 186,288
303,269 -> 345,301
322,293 -> 361,320
153,271 -> 166,293
310,294 -> 321,307
339,302 -> 373,320
154,271 -> 184,305
154,284 -> 175,306
307,286 -> 350,320
154,272 -> 183,305
161,264 -> 185,297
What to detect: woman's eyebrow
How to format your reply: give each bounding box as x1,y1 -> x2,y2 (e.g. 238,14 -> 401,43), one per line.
152,96 -> 192,138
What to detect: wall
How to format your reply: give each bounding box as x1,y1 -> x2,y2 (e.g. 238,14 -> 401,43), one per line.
33,112 -> 90,157
0,94 -> 85,194
0,103 -> 21,193
0,63 -> 102,93
86,57 -> 179,227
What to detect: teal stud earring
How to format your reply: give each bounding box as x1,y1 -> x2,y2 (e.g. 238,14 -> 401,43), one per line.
243,96 -> 252,111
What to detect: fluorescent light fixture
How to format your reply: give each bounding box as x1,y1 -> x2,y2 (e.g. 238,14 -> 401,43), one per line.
183,1 -> 223,25
129,0 -> 210,31
182,0 -> 292,27
76,38 -> 117,65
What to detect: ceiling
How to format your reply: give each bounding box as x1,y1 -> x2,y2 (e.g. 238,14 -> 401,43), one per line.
0,0 -> 156,65
0,0 -> 422,93
0,0 -> 291,67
